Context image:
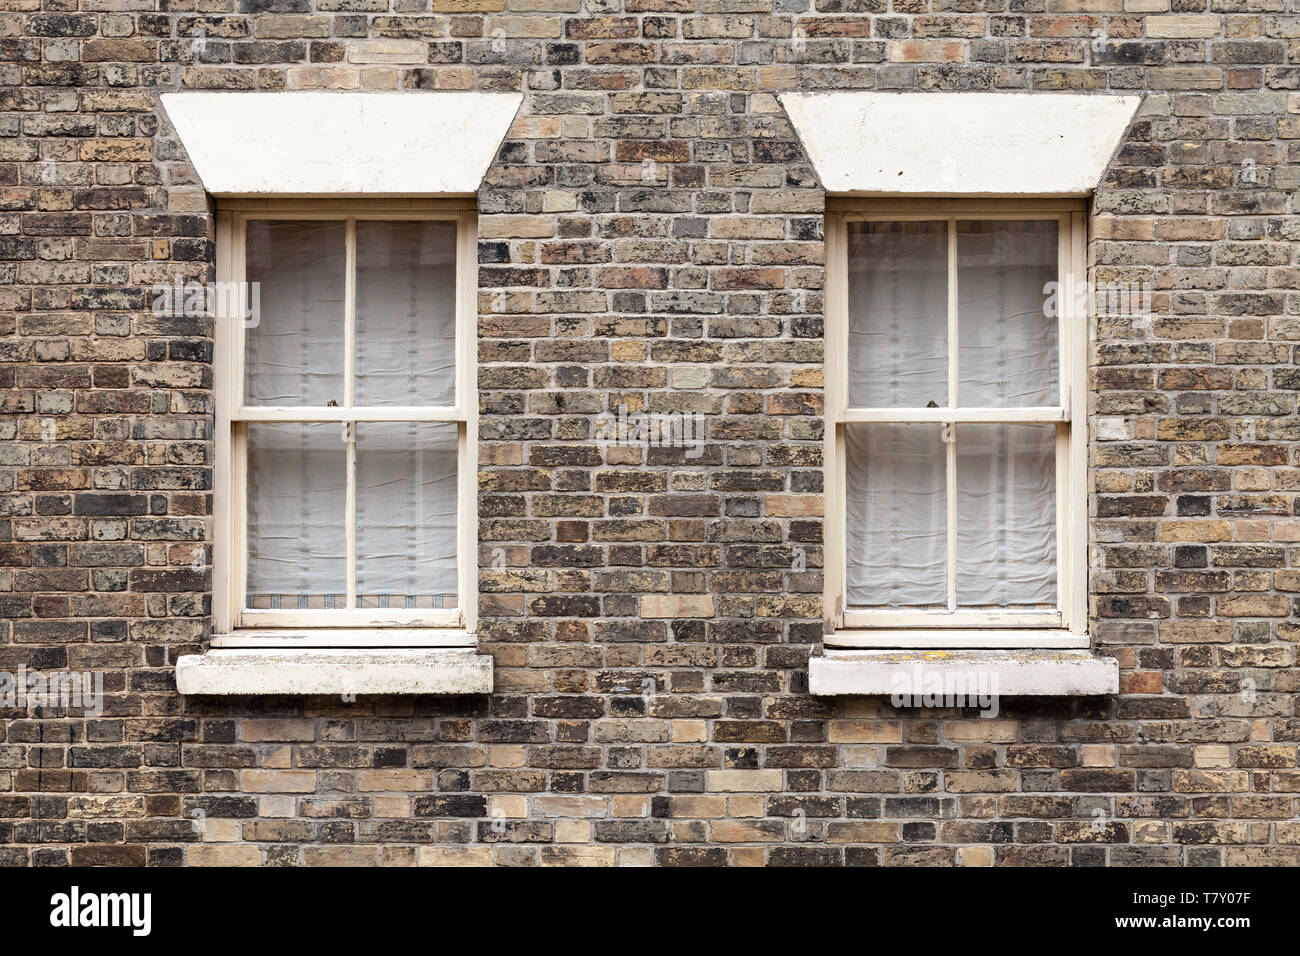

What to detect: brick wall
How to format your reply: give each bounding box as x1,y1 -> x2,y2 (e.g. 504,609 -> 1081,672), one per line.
1,0 -> 1299,866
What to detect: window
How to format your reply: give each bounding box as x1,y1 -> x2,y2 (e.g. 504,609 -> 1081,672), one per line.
212,201 -> 476,646
825,200 -> 1087,649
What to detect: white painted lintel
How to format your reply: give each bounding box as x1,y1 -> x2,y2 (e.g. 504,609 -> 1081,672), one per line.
780,92 -> 1142,196
160,91 -> 523,197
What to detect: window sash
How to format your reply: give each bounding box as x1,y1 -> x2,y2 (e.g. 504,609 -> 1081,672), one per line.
825,202 -> 1088,648
213,202 -> 477,640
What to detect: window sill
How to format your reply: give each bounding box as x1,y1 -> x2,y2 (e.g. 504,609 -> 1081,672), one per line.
825,629 -> 1090,650
211,628 -> 475,649
175,648 -> 493,696
809,649 -> 1118,698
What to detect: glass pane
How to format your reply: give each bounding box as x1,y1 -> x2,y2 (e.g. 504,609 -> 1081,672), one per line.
847,220 -> 948,409
355,220 -> 457,407
957,220 -> 1059,407
956,424 -> 1057,609
246,423 -> 347,609
356,422 -> 458,609
846,424 -> 947,608
245,221 -> 346,406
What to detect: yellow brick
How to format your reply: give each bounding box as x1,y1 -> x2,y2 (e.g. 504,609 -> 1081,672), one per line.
480,215 -> 556,239
889,39 -> 965,62
640,594 -> 715,618
78,139 -> 150,162
727,795 -> 765,818
1094,217 -> 1153,240
1195,745 -> 1231,768
555,820 -> 590,843
764,494 -> 823,517
373,796 -> 411,817
711,819 -> 784,842
285,67 -> 361,90
1273,519 -> 1300,542
420,846 -> 493,866
357,769 -> 433,791
431,0 -> 504,9
672,719 -> 708,743
611,795 -> 648,817
489,745 -> 527,768
261,745 -> 292,769
492,794 -> 527,818
1046,0 -> 1121,9
1146,14 -> 1221,38
1133,821 -> 1168,843
540,846 -> 615,866
826,821 -> 899,843
732,846 -> 766,866
256,795 -> 294,818
190,845 -> 261,866
663,795 -> 727,818
958,845 -> 995,866
382,846 -> 418,866
707,770 -> 783,792
943,720 -> 1018,743
202,819 -> 240,842
240,770 -> 316,793
828,720 -> 903,744
1080,744 -> 1115,767
1157,520 -> 1231,542
305,846 -> 379,866
484,14 -> 563,37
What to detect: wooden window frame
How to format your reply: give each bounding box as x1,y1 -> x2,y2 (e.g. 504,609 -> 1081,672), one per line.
824,199 -> 1088,650
212,199 -> 477,648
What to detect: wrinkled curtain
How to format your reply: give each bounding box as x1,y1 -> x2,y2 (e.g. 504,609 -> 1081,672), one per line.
245,221 -> 346,406
845,220 -> 1058,610
955,424 -> 1056,608
847,221 -> 948,409
247,422 -> 347,607
244,220 -> 459,610
355,220 -> 457,407
957,220 -> 1058,407
355,423 -> 458,608
846,424 -> 947,608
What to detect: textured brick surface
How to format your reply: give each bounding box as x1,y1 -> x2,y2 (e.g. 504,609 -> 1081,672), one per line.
1,2 -> 1300,866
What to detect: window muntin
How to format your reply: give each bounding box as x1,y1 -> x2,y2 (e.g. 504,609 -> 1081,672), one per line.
827,202 -> 1087,648
213,203 -> 476,640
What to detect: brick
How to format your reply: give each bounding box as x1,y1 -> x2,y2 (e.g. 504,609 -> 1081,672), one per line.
1146,15 -> 1221,39
889,40 -> 964,62
0,0 -> 1294,873
640,594 -> 716,618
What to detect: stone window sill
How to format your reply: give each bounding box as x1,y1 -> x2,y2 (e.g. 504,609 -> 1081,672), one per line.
210,629 -> 475,649
175,648 -> 493,696
809,649 -> 1118,697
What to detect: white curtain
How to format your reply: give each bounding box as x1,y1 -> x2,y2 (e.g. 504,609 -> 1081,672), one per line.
845,219 -> 1058,610
355,220 -> 457,407
243,220 -> 459,610
847,221 -> 948,408
355,422 -> 458,608
247,423 -> 347,606
846,424 -> 947,608
957,220 -> 1058,406
956,424 -> 1056,608
245,221 -> 346,406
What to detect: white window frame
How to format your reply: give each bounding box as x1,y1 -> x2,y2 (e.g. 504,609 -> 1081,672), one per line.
212,199 -> 477,648
824,199 -> 1088,650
